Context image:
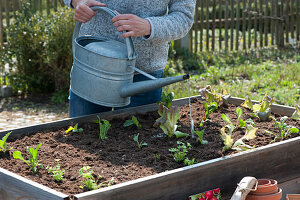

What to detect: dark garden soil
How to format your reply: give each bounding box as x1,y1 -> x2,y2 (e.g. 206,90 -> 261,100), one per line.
0,98 -> 299,199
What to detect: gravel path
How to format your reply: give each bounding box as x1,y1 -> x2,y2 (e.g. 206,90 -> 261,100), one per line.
0,95 -> 68,131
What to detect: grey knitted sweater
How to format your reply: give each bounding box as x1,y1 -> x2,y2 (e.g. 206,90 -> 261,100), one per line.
64,0 -> 196,73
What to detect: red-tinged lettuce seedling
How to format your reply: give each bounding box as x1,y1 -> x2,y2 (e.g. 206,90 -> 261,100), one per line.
199,85 -> 229,106
154,103 -> 189,138
265,116 -> 299,142
13,143 -> 42,173
123,116 -> 141,129
0,131 -> 12,153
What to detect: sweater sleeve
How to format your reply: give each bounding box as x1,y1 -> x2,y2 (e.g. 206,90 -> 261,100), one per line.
63,0 -> 73,8
144,0 -> 196,42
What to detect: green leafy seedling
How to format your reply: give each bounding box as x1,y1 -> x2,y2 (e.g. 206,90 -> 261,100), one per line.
203,102 -> 218,121
169,141 -> 191,163
184,158 -> 196,166
13,143 -> 42,173
79,166 -> 115,191
265,116 -> 299,141
46,159 -> 65,182
123,116 -> 141,129
95,116 -> 111,140
65,123 -> 83,133
0,131 -> 12,153
160,91 -> 175,108
291,105 -> 300,120
193,130 -> 208,144
133,133 -> 148,149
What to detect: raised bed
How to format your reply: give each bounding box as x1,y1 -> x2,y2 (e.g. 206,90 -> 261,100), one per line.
0,96 -> 299,200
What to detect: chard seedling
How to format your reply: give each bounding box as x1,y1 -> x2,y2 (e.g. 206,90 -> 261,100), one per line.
169,141 -> 191,162
123,116 -> 141,129
95,116 -> 111,140
65,123 -> 83,133
0,131 -> 12,153
160,91 -> 174,109
46,159 -> 65,182
291,105 -> 300,120
193,130 -> 208,144
241,94 -> 275,121
265,116 -> 299,141
154,103 -> 189,138
203,102 -> 218,121
221,126 -> 257,152
133,133 -> 148,149
13,143 -> 42,173
79,166 -> 115,191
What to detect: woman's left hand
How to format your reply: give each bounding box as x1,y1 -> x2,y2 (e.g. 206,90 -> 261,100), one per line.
112,14 -> 151,38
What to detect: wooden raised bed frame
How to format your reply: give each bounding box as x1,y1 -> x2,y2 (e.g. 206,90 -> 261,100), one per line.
0,96 -> 299,200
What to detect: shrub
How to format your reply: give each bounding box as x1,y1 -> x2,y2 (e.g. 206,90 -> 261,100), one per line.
2,0 -> 74,96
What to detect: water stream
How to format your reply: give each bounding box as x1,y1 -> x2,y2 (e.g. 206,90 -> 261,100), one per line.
188,78 -> 195,138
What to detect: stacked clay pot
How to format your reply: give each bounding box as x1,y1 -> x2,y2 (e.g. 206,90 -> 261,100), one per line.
245,179 -> 282,200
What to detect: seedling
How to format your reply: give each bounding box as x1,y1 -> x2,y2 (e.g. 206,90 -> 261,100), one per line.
65,123 -> 83,133
169,141 -> 191,163
154,103 -> 189,138
199,85 -> 228,106
221,125 -> 257,152
160,91 -> 174,108
133,133 -> 148,149
95,116 -> 111,140
184,158 -> 196,166
203,102 -> 218,122
46,159 -> 65,182
153,153 -> 161,160
193,130 -> 208,144
79,166 -> 115,191
13,143 -> 42,173
241,94 -> 275,121
221,108 -> 255,132
0,131 -> 12,153
291,105 -> 300,120
265,116 -> 299,141
123,116 -> 141,129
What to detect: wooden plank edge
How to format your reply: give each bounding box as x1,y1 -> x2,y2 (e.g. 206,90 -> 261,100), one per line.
74,136 -> 300,199
0,168 -> 69,200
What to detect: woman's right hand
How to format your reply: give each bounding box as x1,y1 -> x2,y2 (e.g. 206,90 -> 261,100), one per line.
72,0 -> 106,23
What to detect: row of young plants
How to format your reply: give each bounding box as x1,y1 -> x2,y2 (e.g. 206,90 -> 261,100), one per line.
0,87 -> 299,191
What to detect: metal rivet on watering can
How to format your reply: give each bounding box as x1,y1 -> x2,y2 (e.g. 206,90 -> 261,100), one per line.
71,7 -> 189,107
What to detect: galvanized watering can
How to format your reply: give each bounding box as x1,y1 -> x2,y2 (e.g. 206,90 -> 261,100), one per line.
71,6 -> 189,107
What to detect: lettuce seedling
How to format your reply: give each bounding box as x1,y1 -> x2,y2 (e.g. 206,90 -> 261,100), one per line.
221,125 -> 257,152
160,91 -> 174,109
0,131 -> 12,153
222,108 -> 255,132
241,94 -> 275,121
95,116 -> 111,140
79,166 -> 115,191
169,141 -> 191,162
46,159 -> 65,182
123,116 -> 141,129
13,143 -> 42,173
265,116 -> 299,141
199,85 -> 229,106
133,133 -> 148,149
193,130 -> 208,144
65,123 -> 83,133
291,105 -> 300,120
154,103 -> 189,138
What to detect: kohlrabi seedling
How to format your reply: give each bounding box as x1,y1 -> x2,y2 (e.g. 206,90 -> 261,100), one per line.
133,133 -> 148,149
265,116 -> 299,141
154,103 -> 189,138
13,143 -> 43,173
123,116 -> 141,129
65,123 -> 83,133
95,116 -> 111,140
46,159 -> 65,182
0,131 -> 12,153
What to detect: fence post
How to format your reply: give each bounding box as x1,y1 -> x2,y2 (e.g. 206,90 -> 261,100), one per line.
174,31 -> 192,51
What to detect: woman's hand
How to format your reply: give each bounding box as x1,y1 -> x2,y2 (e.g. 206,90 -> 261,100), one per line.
72,0 -> 106,23
112,14 -> 151,38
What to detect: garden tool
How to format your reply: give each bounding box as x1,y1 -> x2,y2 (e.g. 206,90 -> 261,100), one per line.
71,6 -> 189,107
231,176 -> 258,200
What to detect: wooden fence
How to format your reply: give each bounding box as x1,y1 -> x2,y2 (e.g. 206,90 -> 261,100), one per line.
0,0 -> 64,45
190,0 -> 300,52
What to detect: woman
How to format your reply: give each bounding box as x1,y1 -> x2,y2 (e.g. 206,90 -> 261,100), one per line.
63,0 -> 196,117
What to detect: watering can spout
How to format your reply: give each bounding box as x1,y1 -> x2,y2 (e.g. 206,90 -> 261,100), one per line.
120,74 -> 190,98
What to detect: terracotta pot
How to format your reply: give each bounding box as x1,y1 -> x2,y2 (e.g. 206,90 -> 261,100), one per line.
246,179 -> 282,200
286,194 -> 300,200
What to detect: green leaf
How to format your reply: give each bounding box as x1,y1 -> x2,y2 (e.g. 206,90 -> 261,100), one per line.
222,114 -> 231,124
174,131 -> 189,138
241,96 -> 253,110
239,119 -> 246,128
236,108 -> 243,119
243,127 -> 258,140
123,120 -> 134,127
2,132 -> 11,143
291,106 -> 300,120
290,127 -> 299,134
13,151 -> 28,165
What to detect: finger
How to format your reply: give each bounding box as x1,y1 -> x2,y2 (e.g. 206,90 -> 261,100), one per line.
112,14 -> 134,23
114,10 -> 120,15
116,25 -> 131,32
121,31 -> 135,38
113,19 -> 131,28
86,1 -> 106,7
76,4 -> 96,18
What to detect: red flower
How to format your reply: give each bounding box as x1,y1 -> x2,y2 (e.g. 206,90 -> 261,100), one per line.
213,188 -> 220,195
205,190 -> 213,199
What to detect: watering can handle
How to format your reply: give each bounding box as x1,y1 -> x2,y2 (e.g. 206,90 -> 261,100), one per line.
72,6 -> 135,60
